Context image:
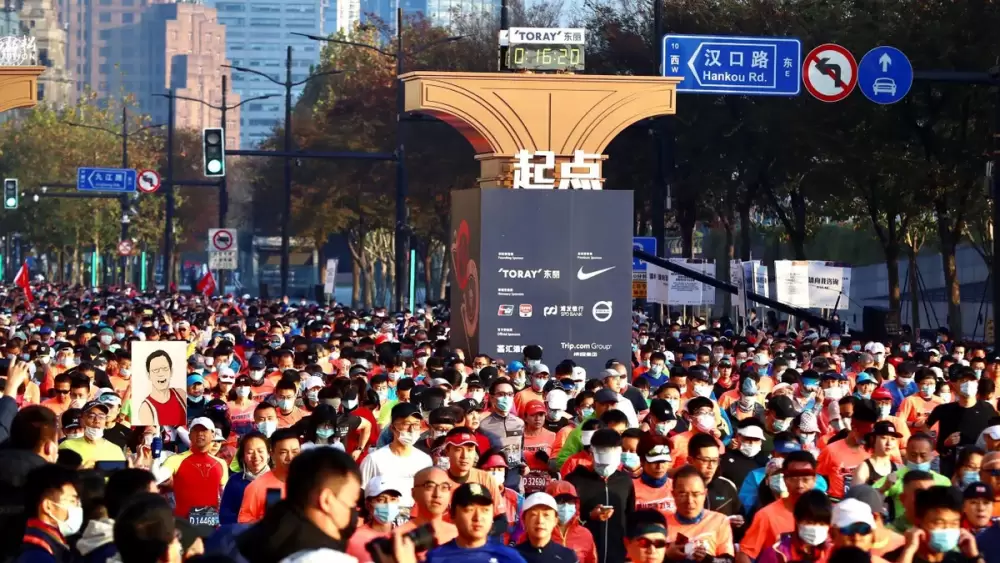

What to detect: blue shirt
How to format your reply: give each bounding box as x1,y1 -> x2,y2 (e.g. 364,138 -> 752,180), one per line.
882,380 -> 917,414
977,521 -> 1000,562
738,466 -> 829,513
515,541 -> 579,563
426,539 -> 528,563
640,370 -> 669,389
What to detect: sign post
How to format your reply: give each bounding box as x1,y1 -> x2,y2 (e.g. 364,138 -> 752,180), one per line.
76,167 -> 137,193
662,34 -> 802,96
802,44 -> 858,102
857,46 -> 912,105
136,169 -> 162,193
208,228 -> 238,270
632,236 -> 657,299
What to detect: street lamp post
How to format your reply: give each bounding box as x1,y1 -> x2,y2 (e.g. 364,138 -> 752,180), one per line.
293,20 -> 463,311
224,47 -> 342,298
64,108 -> 164,287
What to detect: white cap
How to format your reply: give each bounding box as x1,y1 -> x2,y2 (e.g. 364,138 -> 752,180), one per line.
546,389 -> 569,411
771,382 -> 792,395
581,430 -> 596,447
663,351 -> 675,364
189,417 -> 216,432
831,498 -> 876,529
304,375 -> 325,390
213,428 -> 225,442
365,476 -> 404,498
218,367 -> 237,383
983,425 -> 1000,441
754,353 -> 769,366
798,411 -> 820,434
737,425 -> 765,440
97,388 -> 121,406
572,366 -> 587,382
520,492 -> 558,515
865,342 -> 886,354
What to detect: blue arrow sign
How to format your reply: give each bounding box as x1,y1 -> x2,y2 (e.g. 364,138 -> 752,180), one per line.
857,46 -> 912,105
662,34 -> 802,96
633,237 -> 657,271
77,167 -> 137,193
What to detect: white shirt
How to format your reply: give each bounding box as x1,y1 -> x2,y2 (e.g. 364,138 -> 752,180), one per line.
615,394 -> 639,427
358,444 -> 432,506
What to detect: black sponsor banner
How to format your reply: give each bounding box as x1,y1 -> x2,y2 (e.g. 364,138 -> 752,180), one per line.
450,188 -> 632,376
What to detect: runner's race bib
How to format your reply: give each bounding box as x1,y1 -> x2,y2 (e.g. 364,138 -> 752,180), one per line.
523,470 -> 551,495
188,506 -> 220,527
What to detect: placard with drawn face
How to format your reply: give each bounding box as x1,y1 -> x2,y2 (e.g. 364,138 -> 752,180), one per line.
131,341 -> 188,428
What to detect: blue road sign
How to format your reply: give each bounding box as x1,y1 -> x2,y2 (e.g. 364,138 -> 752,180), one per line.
77,167 -> 137,193
633,237 -> 657,271
662,34 -> 802,96
857,46 -> 912,105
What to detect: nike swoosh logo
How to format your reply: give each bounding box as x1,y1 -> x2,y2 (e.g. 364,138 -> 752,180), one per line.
577,266 -> 615,280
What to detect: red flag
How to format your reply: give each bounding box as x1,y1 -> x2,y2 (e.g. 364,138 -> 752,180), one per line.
14,261 -> 32,303
196,271 -> 216,296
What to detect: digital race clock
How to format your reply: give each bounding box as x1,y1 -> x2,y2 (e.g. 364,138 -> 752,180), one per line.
502,27 -> 586,72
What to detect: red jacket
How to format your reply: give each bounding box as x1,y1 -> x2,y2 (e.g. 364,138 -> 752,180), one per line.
546,481 -> 598,563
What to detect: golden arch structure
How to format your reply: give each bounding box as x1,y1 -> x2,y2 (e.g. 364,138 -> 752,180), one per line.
400,71 -> 682,187
0,66 -> 45,113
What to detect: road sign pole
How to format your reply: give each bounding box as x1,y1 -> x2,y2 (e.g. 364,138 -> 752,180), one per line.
120,106 -> 130,288
219,76 -> 229,296
164,89 -> 176,290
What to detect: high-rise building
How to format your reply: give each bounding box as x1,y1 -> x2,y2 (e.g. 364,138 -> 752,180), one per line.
62,0 -> 238,145
207,0 -> 325,147
132,2 -> 240,147
18,0 -> 73,107
360,0 -> 498,30
334,0 -> 359,35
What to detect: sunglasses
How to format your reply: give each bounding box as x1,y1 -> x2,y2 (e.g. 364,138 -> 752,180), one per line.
634,538 -> 668,549
838,522 -> 873,536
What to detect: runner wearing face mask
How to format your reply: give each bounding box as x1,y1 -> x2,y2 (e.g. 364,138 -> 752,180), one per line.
17,464 -> 83,562
669,397 -> 724,470
58,401 -> 125,468
359,403 -> 433,513
926,366 -> 997,477
723,372 -> 765,424
515,364 -> 549,416
721,423 -> 766,493
479,379 -> 526,492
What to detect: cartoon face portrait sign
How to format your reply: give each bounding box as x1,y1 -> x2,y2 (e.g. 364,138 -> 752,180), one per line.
131,341 -> 188,428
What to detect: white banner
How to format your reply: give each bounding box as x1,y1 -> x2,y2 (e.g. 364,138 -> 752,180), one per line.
324,258 -> 339,295
668,259 -> 715,306
646,263 -> 669,305
734,261 -> 749,324
775,260 -> 851,310
753,262 -> 770,298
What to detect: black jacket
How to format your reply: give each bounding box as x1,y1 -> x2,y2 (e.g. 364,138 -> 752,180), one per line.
515,540 -> 579,563
0,449 -> 48,562
705,476 -> 742,517
565,466 -> 635,563
237,501 -> 346,563
720,450 -> 763,493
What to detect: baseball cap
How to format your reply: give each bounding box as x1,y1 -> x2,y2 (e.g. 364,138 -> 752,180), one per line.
773,436 -> 802,454
831,498 -> 876,529
187,374 -> 205,387
520,492 -> 558,515
856,372 -> 878,385
594,388 -> 618,405
480,453 -> 508,469
546,389 -> 569,411
365,476 -> 404,498
524,400 -> 546,416
768,395 -> 799,420
964,482 -> 994,501
444,431 -> 479,448
798,411 -> 820,434
304,375 -> 325,390
737,425 -> 765,441
681,353 -> 697,362
430,378 -> 453,389
451,483 -> 493,508
248,354 -> 266,369
189,417 -> 216,433
97,388 -> 121,407
844,485 -> 886,517
507,360 -> 525,373
62,408 -> 82,431
871,387 -> 892,402
187,355 -> 205,370
530,363 -> 550,376
82,400 -> 109,415
869,420 -> 902,438
218,368 -> 237,384
644,444 -> 671,463
649,399 -> 675,421
391,402 -> 423,421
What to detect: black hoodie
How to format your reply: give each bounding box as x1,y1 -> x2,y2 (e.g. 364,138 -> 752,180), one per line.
0,448 -> 48,560
237,501 -> 347,563
565,465 -> 635,563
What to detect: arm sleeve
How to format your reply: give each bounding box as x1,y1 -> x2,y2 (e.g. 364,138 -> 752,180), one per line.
738,511 -> 767,559
717,517 -> 735,556
737,472 -> 760,515
925,403 -> 942,429
219,479 -> 242,525
237,483 -> 258,523
0,396 -> 19,446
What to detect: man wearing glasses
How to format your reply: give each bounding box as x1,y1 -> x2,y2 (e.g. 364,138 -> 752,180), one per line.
360,402 -> 433,514
398,467 -> 459,547
58,400 -> 125,468
686,433 -> 743,523
664,466 -> 734,561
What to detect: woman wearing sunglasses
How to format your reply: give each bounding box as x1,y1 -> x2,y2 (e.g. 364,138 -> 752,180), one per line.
829,498 -> 892,563
625,509 -> 669,563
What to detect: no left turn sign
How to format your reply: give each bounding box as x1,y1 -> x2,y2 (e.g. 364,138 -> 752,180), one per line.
136,169 -> 161,193
803,44 -> 858,102
117,240 -> 133,256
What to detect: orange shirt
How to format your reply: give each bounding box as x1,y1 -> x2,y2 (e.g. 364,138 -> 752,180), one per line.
898,394 -> 942,433
872,525 -> 906,557
238,470 -> 284,523
513,388 -> 543,416
740,500 -> 795,559
670,431 -> 724,470
109,375 -> 131,398
560,451 -> 593,479
523,428 -> 556,471
16,382 -> 40,407
40,397 -> 71,417
276,406 -> 304,429
446,468 -> 505,518
816,438 -> 870,499
665,510 -> 734,557
552,423 -> 575,456
634,477 -> 675,515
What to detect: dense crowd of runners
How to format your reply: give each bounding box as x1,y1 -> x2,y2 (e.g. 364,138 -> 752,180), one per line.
0,283 -> 996,563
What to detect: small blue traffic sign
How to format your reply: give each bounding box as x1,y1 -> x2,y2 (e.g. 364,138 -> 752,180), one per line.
662,34 -> 802,96
77,167 -> 137,193
857,46 -> 912,105
633,237 -> 657,271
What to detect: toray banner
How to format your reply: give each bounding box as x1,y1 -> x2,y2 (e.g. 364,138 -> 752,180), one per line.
450,188 -> 632,375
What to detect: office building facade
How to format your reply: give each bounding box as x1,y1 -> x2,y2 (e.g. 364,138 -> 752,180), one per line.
209,0 -> 324,147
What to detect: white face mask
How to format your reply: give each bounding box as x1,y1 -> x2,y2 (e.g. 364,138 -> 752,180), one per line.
397,431 -> 419,446
798,524 -> 829,546
52,503 -> 84,537
739,441 -> 761,458
84,426 -> 104,441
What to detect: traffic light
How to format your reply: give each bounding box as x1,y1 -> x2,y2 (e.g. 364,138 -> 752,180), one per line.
202,127 -> 225,177
3,179 -> 17,210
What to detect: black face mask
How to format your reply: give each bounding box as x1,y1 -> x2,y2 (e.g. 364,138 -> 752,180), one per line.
340,506 -> 359,541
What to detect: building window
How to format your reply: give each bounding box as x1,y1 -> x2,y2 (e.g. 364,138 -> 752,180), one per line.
39,48 -> 49,66
99,29 -> 110,39
122,13 -> 133,23
99,63 -> 109,73
99,12 -> 110,22
99,46 -> 109,56
38,83 -> 45,100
